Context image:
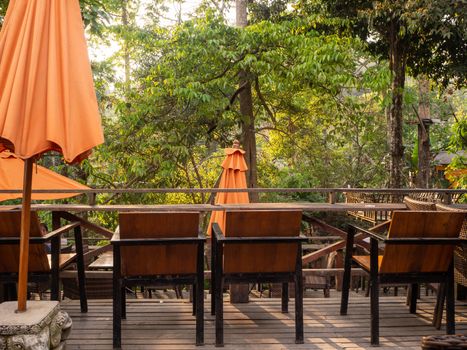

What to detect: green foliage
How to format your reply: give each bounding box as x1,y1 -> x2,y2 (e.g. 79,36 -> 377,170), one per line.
298,0 -> 467,86
3,0 -> 464,217
445,102 -> 467,189
88,12 -> 397,205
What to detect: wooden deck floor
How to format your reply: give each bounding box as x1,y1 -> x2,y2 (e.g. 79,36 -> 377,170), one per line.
62,292 -> 467,350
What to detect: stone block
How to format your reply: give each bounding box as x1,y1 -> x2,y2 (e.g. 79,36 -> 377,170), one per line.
0,301 -> 71,350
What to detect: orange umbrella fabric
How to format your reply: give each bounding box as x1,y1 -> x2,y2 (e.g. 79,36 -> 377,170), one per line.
207,147 -> 249,236
0,151 -> 90,202
0,0 -> 103,311
0,0 -> 104,163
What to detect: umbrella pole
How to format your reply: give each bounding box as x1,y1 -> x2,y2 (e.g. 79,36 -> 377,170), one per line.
17,158 -> 33,312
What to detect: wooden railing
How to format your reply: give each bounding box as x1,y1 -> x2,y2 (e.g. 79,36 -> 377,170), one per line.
2,187 -> 464,299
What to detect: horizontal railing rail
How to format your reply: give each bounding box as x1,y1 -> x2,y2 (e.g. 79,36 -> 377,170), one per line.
0,187 -> 465,194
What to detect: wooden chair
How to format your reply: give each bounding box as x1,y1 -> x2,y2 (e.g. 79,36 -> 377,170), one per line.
0,211 -> 87,312
435,203 -> 467,328
211,210 -> 307,346
403,196 -> 438,303
340,211 -> 465,346
111,212 -> 205,348
403,196 -> 437,211
436,203 -> 467,295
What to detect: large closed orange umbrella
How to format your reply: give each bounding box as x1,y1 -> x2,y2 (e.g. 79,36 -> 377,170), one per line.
0,0 -> 104,311
0,151 -> 90,202
207,141 -> 249,236
207,141 -> 250,303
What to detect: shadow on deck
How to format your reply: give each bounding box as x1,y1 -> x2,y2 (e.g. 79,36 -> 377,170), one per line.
61,292 -> 467,350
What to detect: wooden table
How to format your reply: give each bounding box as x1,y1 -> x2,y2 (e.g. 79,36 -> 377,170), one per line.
88,251 -> 113,270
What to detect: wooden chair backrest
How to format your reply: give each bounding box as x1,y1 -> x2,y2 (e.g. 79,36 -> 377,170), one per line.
436,204 -> 467,239
403,196 -> 436,211
223,210 -> 302,274
380,211 -> 465,274
119,212 -> 199,276
0,211 -> 49,273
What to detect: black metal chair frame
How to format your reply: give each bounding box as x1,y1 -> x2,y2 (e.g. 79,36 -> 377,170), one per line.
111,232 -> 205,349
0,221 -> 88,312
211,222 -> 307,347
340,224 -> 460,346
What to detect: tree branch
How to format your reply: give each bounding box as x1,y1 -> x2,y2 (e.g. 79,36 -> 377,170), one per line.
254,77 -> 276,123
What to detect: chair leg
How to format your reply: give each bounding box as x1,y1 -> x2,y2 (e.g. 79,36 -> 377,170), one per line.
215,276 -> 223,347
457,284 -> 467,300
369,237 -> 379,346
192,284 -> 197,316
409,283 -> 418,314
340,227 -> 355,316
211,237 -> 216,316
196,240 -> 205,346
370,275 -> 379,346
340,260 -> 351,315
121,287 -> 126,320
215,240 -> 224,347
281,282 -> 288,313
446,265 -> 455,335
6,283 -> 17,301
196,281 -> 204,345
74,225 -> 88,313
50,236 -> 60,302
433,283 -> 445,329
113,245 -> 122,349
295,272 -> 304,344
113,284 -> 122,348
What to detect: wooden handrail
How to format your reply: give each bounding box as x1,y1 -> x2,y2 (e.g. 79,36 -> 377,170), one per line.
0,187 -> 465,194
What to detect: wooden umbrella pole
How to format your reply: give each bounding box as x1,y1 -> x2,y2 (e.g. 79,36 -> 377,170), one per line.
17,157 -> 33,312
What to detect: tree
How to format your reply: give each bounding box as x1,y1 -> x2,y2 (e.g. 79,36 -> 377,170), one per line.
299,0 -> 466,187
92,12 -> 384,201
236,0 -> 259,201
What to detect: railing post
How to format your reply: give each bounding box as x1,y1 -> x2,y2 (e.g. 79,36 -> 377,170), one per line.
442,192 -> 452,204
328,192 -> 336,204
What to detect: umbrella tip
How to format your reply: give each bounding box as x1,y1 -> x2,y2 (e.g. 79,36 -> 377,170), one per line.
232,140 -> 240,149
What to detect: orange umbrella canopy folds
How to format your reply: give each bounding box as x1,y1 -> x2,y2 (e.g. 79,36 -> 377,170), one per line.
0,151 -> 90,202
207,146 -> 249,235
0,0 -> 104,163
0,0 -> 103,311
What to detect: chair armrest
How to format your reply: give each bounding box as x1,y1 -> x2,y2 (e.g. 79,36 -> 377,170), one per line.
111,236 -> 204,246
212,222 -> 306,243
0,222 -> 80,244
385,237 -> 462,245
348,224 -> 385,241
198,233 -> 206,240
212,223 -> 226,242
42,222 -> 81,241
111,230 -> 120,242
370,220 -> 391,234
220,234 -> 308,244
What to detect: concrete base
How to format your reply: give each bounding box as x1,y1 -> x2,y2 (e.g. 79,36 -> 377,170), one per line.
0,301 -> 72,350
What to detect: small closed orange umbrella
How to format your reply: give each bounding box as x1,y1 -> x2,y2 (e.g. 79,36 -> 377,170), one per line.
0,151 -> 90,202
0,0 -> 104,311
207,141 -> 249,236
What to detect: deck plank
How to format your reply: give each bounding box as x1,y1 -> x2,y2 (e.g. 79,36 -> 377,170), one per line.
61,294 -> 467,349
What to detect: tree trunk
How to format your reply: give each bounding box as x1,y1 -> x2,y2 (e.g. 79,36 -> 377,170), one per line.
232,0 -> 254,304
388,19 -> 406,189
236,0 -> 258,202
122,0 -> 130,90
416,78 -> 431,188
